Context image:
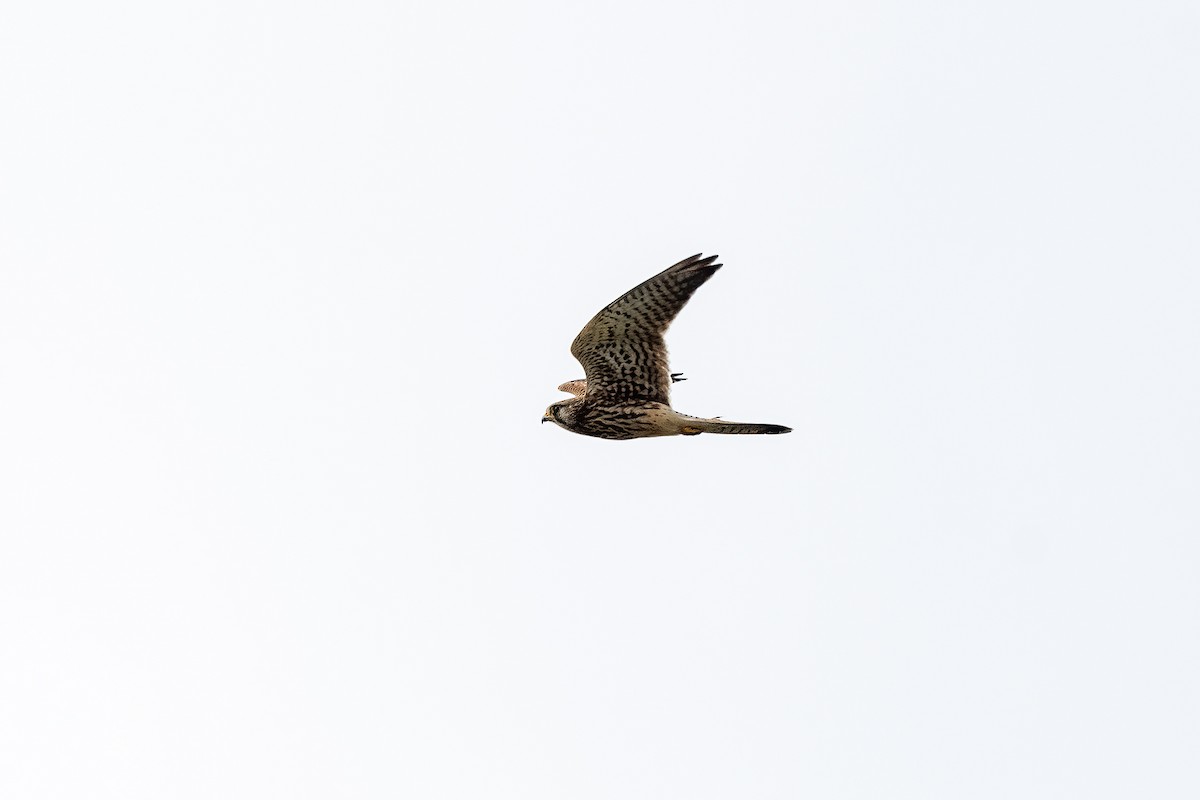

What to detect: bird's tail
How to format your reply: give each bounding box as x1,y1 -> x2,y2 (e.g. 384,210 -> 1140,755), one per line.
681,418 -> 792,436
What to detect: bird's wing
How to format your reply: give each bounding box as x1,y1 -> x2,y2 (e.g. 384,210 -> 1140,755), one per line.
556,379 -> 587,398
570,253 -> 721,406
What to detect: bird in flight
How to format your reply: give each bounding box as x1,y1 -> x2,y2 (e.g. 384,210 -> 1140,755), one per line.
543,253 -> 792,440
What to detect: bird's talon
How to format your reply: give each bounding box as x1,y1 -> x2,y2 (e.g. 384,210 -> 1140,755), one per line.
670,372 -> 686,383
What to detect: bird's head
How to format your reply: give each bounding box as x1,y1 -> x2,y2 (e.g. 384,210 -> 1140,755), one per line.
542,398 -> 580,430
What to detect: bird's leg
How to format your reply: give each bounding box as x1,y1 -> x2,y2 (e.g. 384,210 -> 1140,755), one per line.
670,372 -> 686,383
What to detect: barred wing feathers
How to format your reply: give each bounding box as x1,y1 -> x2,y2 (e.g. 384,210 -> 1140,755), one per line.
570,253 -> 721,406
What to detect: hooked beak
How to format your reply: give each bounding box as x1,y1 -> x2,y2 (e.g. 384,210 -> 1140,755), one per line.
541,416 -> 549,424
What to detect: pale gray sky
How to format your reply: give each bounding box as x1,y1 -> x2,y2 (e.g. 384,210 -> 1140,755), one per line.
2,2 -> 1198,798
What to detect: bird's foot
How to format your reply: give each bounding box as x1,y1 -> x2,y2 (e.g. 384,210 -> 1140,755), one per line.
670,372 -> 686,383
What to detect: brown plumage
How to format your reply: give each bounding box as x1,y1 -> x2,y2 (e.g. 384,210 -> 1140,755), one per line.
542,253 -> 792,440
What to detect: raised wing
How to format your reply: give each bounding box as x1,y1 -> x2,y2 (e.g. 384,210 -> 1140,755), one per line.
570,253 -> 721,405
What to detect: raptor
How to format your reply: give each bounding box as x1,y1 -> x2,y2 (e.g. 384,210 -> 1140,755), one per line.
542,253 -> 792,440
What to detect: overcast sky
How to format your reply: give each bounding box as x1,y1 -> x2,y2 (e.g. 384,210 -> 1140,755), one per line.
2,2 -> 1198,798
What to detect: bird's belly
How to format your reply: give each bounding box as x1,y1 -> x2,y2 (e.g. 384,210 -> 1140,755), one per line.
575,403 -> 680,440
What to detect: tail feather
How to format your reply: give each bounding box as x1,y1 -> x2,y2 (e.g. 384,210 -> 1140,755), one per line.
684,419 -> 792,435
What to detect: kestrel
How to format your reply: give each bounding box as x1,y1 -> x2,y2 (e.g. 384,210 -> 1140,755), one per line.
542,253 -> 792,440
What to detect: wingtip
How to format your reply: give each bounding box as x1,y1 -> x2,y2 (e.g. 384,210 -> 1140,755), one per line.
682,253 -> 721,270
